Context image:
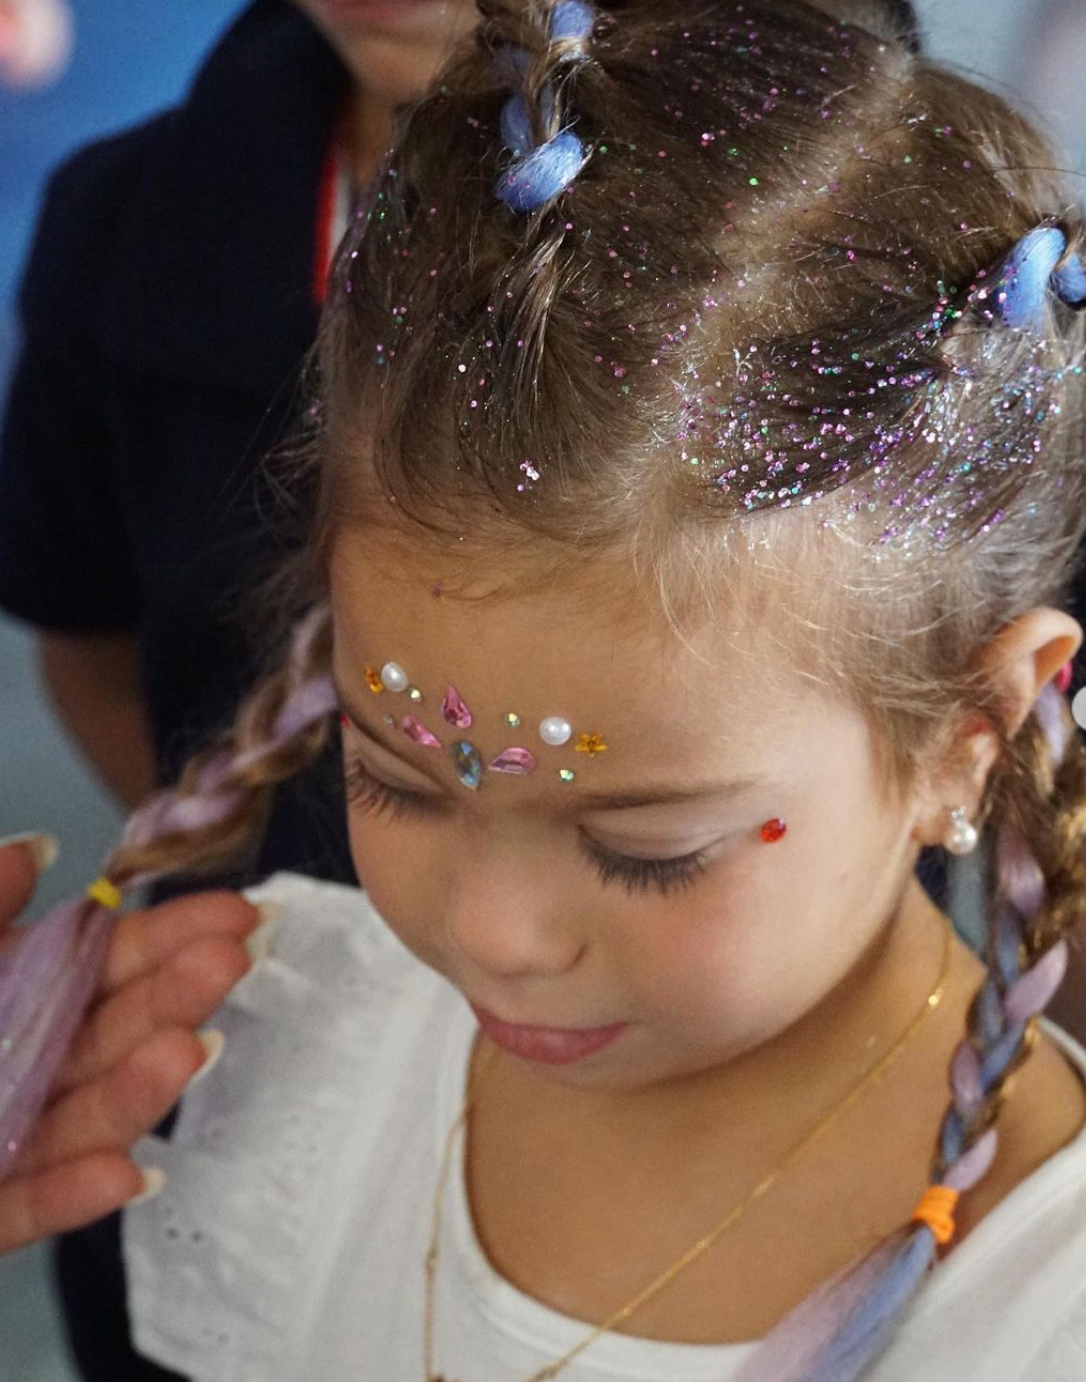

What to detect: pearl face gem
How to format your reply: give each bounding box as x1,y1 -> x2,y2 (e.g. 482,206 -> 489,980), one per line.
380,662 -> 409,693
539,717 -> 573,747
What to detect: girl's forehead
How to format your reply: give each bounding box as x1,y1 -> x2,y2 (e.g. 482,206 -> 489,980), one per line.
328,533 -> 834,776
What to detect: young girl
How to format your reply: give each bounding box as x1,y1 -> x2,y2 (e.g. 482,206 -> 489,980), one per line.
6,0 -> 1086,1377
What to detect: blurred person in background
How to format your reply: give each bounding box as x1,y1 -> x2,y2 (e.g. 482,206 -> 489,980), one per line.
1017,0 -> 1086,167
0,0 -> 72,88
0,3 -> 477,1376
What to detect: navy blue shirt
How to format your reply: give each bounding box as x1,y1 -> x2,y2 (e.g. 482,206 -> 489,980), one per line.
0,4 -> 354,1377
0,0 -> 354,890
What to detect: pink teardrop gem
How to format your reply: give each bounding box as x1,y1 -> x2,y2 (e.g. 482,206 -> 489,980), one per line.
402,715 -> 442,749
441,685 -> 473,730
487,747 -> 536,775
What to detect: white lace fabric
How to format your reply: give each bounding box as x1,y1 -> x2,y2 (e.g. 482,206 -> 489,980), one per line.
123,874 -> 1086,1382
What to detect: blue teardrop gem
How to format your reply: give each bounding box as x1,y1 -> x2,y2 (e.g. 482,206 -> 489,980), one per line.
452,740 -> 483,790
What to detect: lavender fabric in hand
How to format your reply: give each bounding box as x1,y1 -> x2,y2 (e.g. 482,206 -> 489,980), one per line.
0,897 -> 113,1181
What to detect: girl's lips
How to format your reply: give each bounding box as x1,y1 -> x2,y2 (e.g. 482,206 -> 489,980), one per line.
470,1005 -> 628,1065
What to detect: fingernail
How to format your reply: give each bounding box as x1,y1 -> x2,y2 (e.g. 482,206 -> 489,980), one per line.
128,1166 -> 166,1206
245,900 -> 281,965
245,927 -> 272,966
0,832 -> 59,872
188,1029 -> 225,1086
254,899 -> 281,926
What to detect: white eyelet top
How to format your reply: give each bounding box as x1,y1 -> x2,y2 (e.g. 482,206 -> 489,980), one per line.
124,874 -> 1086,1382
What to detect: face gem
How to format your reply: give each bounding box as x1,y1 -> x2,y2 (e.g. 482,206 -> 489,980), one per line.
487,747 -> 536,775
539,716 -> 573,747
759,818 -> 788,843
407,686 -> 424,703
558,768 -> 576,783
574,732 -> 608,757
452,740 -> 483,790
442,685 -> 474,730
402,715 -> 442,749
383,714 -> 396,729
364,667 -> 385,694
503,711 -> 522,728
380,662 -> 409,693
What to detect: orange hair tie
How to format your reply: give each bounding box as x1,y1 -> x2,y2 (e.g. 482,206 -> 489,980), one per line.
911,1184 -> 960,1246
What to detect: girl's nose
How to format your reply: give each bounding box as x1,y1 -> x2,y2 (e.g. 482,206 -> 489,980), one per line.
443,861 -> 586,981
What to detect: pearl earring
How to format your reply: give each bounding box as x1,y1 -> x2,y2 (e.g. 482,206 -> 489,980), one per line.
944,806 -> 979,856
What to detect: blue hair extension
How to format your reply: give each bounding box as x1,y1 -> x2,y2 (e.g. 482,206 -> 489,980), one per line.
995,225 -> 1086,330
800,1232 -> 936,1382
496,132 -> 589,214
735,682 -> 1074,1382
495,0 -> 595,213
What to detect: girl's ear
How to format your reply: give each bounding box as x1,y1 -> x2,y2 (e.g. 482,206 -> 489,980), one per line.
976,608 -> 1082,740
909,608 -> 1082,848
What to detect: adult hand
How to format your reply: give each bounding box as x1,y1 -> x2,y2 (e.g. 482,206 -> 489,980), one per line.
0,834 -> 260,1254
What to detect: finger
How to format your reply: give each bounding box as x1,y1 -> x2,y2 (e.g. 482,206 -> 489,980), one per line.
16,1026 -> 210,1176
0,1152 -> 153,1254
55,935 -> 249,1091
99,890 -> 262,994
0,833 -> 57,926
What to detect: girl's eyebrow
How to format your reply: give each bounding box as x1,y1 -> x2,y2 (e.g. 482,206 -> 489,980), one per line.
575,779 -> 763,810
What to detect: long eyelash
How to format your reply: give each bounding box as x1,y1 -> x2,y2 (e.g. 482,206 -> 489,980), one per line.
581,838 -> 709,898
346,755 -> 709,897
344,756 -> 442,822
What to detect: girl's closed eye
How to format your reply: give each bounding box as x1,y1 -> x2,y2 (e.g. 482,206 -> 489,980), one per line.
345,754 -> 712,896
345,754 -> 447,821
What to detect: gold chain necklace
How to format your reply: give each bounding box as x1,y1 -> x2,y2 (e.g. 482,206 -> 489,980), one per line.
425,916 -> 953,1382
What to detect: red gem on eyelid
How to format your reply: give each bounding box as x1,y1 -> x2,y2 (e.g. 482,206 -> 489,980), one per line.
759,818 -> 787,843
339,712 -> 350,728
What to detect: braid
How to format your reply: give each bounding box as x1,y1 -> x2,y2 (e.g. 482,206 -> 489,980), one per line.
102,605 -> 337,889
0,605 -> 339,1183
733,681 -> 1086,1382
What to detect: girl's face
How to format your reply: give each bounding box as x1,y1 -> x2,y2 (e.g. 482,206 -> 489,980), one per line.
329,533 -> 949,1095
291,0 -> 479,106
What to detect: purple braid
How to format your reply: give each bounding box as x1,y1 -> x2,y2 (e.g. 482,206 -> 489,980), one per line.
733,682 -> 1076,1382
0,606 -> 337,1184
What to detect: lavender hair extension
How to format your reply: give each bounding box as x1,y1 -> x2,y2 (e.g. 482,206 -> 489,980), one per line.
0,607 -> 337,1185
732,679 -> 1074,1382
